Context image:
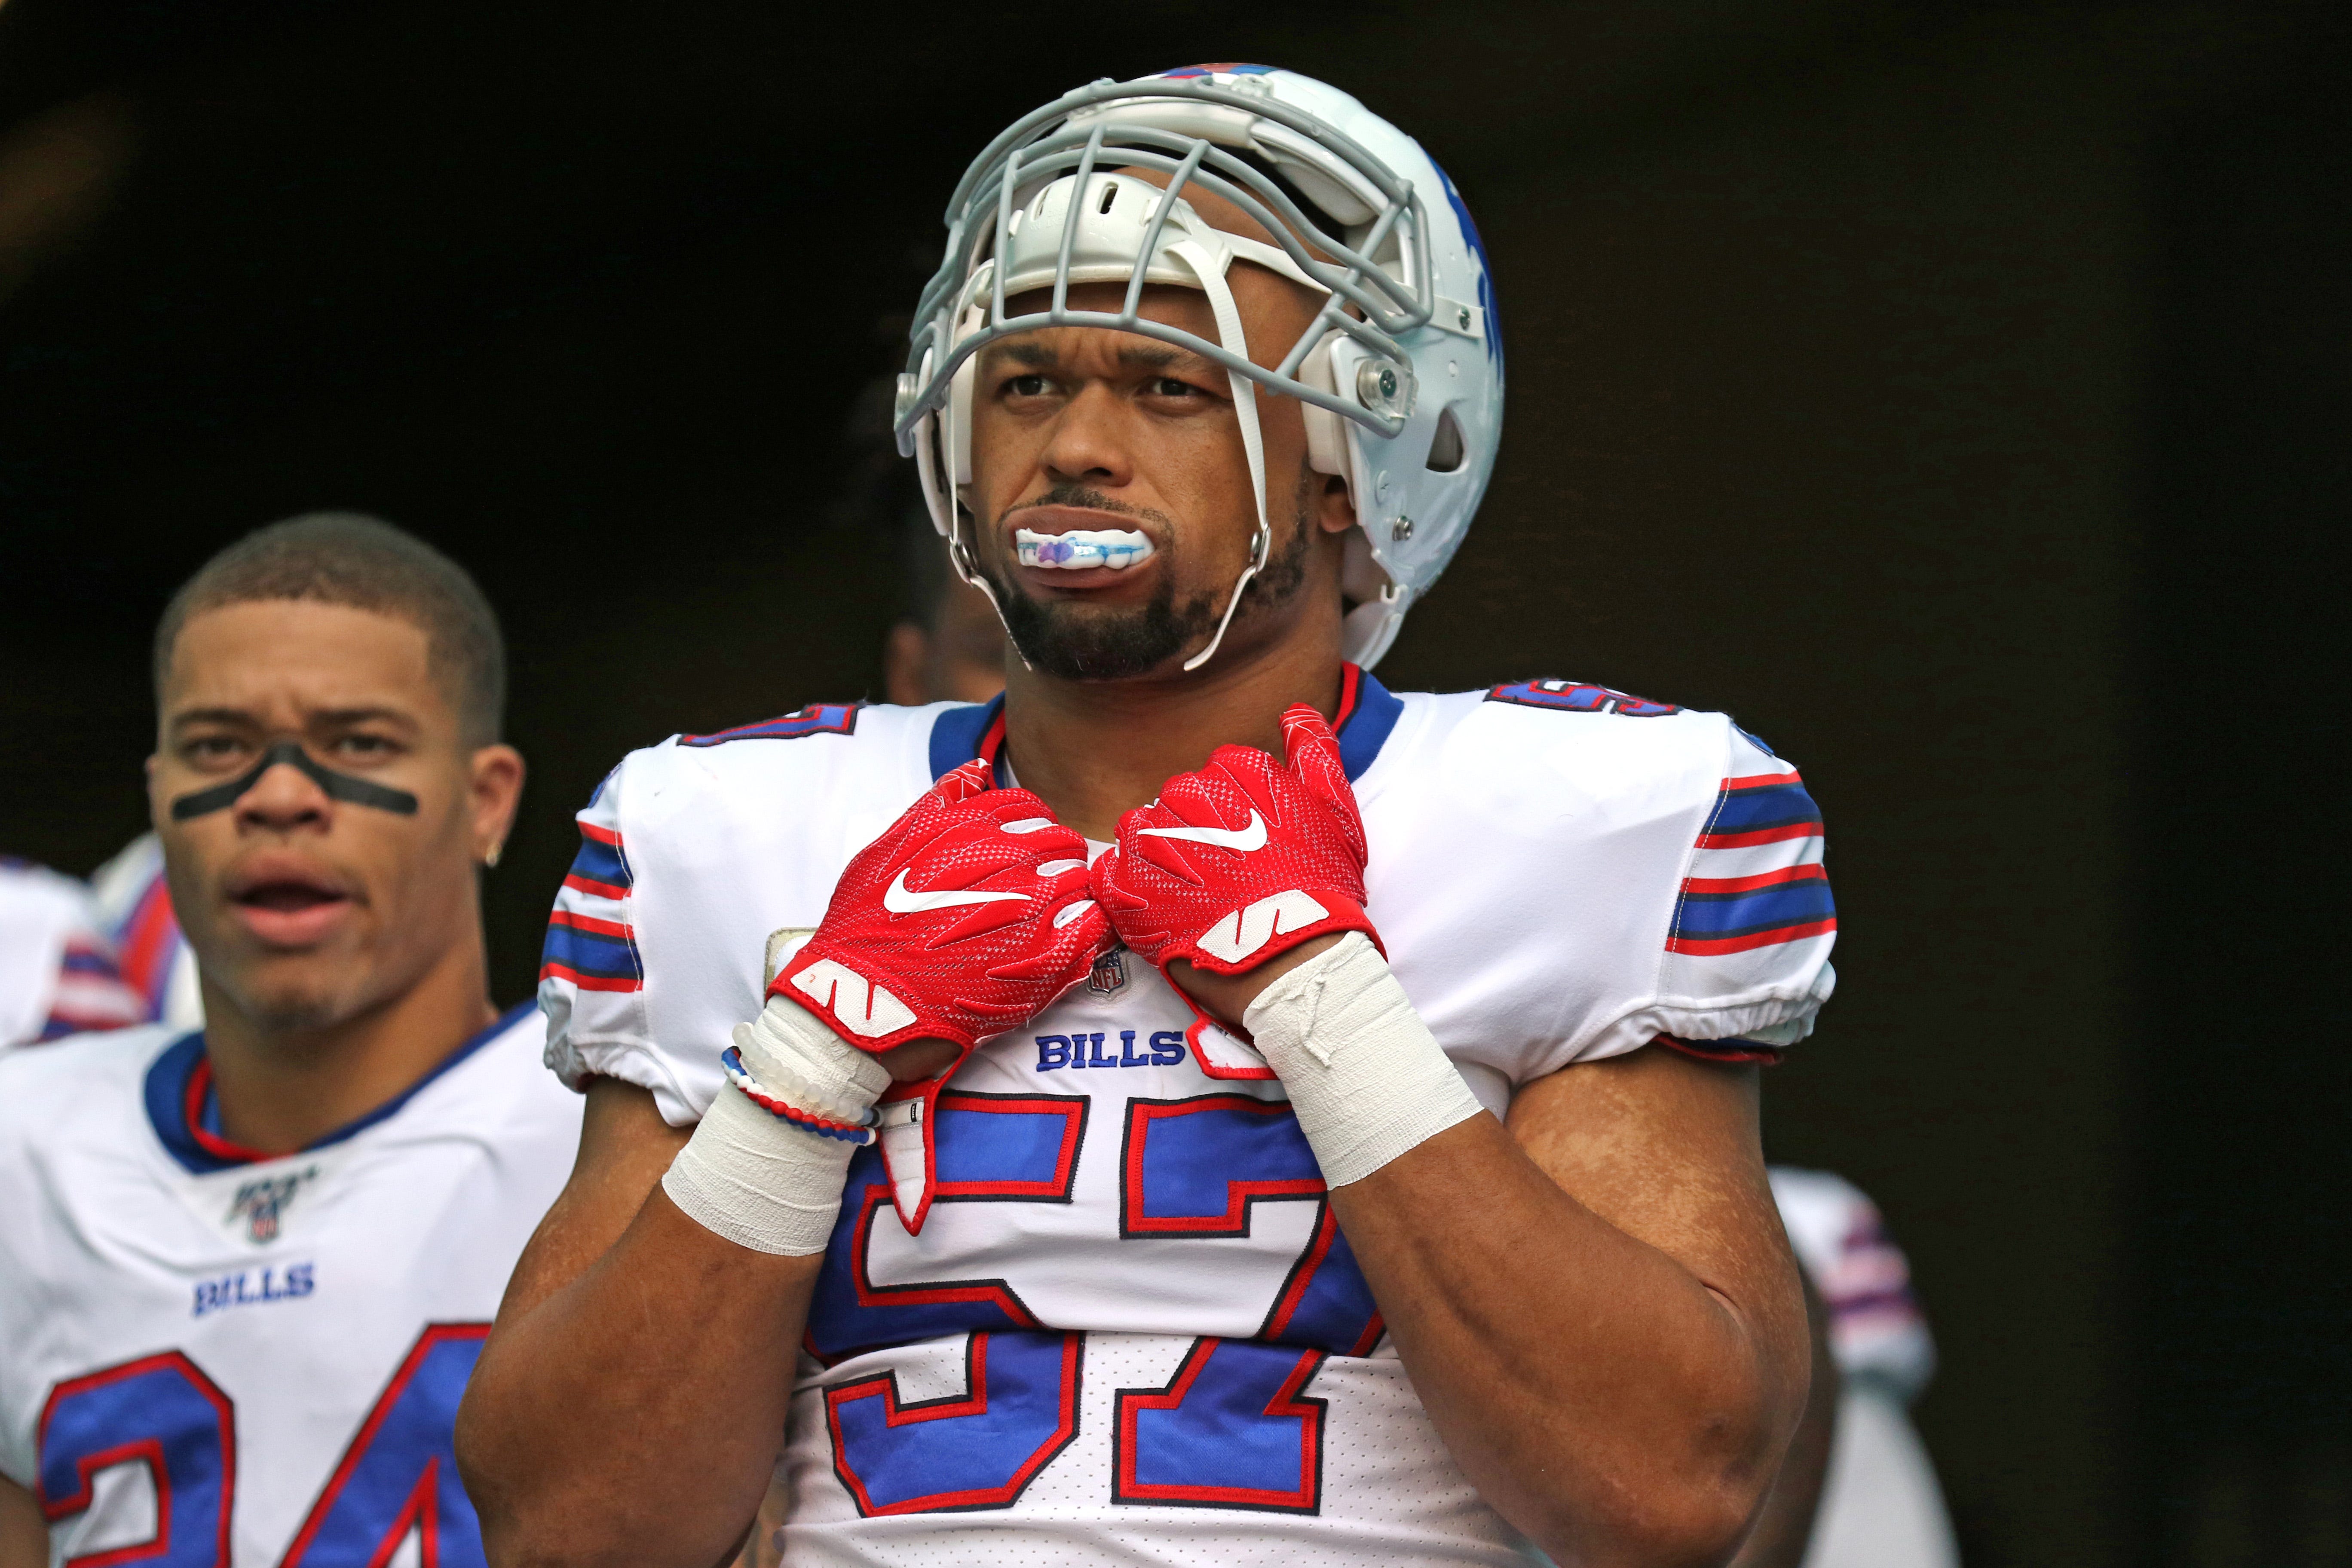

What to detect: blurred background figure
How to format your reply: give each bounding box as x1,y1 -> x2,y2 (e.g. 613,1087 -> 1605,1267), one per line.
881,542 -> 1010,708
88,833 -> 204,1031
1773,1167 -> 1959,1568
864,370 -> 1009,709
0,858 -> 143,1047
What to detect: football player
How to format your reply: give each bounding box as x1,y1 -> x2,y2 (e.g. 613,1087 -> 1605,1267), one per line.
0,514 -> 580,1565
462,67 -> 1839,1567
0,858 -> 144,1047
768,459 -> 1853,1568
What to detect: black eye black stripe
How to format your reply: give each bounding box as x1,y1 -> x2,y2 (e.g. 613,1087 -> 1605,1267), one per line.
170,740 -> 420,820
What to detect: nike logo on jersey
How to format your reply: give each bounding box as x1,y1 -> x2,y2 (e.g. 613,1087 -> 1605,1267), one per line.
790,959 -> 918,1038
1196,889 -> 1330,965
1138,810 -> 1268,853
882,870 -> 1029,915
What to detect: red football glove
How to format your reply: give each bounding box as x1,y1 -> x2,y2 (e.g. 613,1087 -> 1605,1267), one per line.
773,760 -> 1112,1053
1091,704 -> 1380,977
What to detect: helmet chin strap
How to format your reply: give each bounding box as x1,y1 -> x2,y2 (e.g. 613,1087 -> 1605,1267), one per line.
944,514 -> 1034,674
1170,238 -> 1271,674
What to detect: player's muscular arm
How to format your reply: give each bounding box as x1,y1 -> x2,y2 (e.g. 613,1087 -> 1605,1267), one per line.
456,1077 -> 814,1568
1727,1274 -> 1839,1568
0,1473 -> 44,1568
1106,713 -> 1808,1567
1232,1012 -> 1808,1568
1339,1052 -> 1807,1567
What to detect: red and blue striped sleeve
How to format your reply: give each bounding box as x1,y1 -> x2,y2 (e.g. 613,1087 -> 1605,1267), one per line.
538,765 -> 650,1089
2,859 -> 147,1045
1655,728 -> 1837,1061
35,931 -> 147,1041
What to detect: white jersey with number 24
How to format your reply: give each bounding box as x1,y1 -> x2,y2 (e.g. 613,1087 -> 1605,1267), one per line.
0,1006 -> 578,1567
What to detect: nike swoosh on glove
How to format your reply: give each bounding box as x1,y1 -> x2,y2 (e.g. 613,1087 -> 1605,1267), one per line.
773,758 -> 1113,1054
1092,704 -> 1381,979
774,759 -> 1113,1233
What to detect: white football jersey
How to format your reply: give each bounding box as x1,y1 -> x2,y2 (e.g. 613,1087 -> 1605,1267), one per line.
541,668 -> 1838,1565
0,858 -> 145,1049
0,1006 -> 581,1566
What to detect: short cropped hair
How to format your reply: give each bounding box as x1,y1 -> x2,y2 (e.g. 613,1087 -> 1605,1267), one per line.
154,513 -> 506,745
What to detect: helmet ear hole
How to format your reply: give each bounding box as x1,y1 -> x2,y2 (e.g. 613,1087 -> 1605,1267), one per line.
1426,407 -> 1467,473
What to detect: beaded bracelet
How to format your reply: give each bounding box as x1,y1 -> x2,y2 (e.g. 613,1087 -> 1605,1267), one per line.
719,1045 -> 877,1145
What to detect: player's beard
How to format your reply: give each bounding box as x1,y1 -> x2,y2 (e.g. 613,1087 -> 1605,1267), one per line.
983,472 -> 1316,682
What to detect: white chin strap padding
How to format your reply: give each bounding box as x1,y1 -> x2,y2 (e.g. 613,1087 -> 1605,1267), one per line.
1300,331 -> 1351,478
1171,236 -> 1271,674
946,297 -> 986,488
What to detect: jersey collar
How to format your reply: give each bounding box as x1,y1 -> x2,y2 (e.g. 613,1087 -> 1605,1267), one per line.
927,664 -> 1403,786
926,692 -> 1008,785
1330,662 -> 1404,781
143,1000 -> 536,1175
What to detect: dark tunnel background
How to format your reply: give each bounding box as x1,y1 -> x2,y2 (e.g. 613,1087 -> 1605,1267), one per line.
1,3 -> 2346,1561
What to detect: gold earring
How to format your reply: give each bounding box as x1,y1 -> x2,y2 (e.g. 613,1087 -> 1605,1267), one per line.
484,842 -> 504,869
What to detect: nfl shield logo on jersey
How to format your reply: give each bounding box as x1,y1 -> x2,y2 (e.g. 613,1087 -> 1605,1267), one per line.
1088,946 -> 1129,998
227,1164 -> 319,1243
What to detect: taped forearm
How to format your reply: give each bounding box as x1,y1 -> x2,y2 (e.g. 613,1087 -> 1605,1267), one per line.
1242,932 -> 1485,1188
662,996 -> 891,1256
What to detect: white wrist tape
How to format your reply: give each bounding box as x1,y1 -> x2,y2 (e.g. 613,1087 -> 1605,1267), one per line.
732,991 -> 894,1129
662,996 -> 893,1256
1241,931 -> 1486,1189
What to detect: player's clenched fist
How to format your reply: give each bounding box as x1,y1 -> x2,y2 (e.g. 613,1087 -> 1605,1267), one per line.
1095,707 -> 1482,1191
1092,704 -> 1379,976
665,761 -> 1111,1255
777,757 -> 1112,1051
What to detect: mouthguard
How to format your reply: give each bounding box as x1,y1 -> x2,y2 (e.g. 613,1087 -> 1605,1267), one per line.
1016,528 -> 1155,570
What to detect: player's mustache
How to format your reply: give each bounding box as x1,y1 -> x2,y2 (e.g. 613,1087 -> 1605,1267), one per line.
1002,486 -> 1176,530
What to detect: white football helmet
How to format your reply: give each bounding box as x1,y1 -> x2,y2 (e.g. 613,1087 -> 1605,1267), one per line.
894,64 -> 1504,670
